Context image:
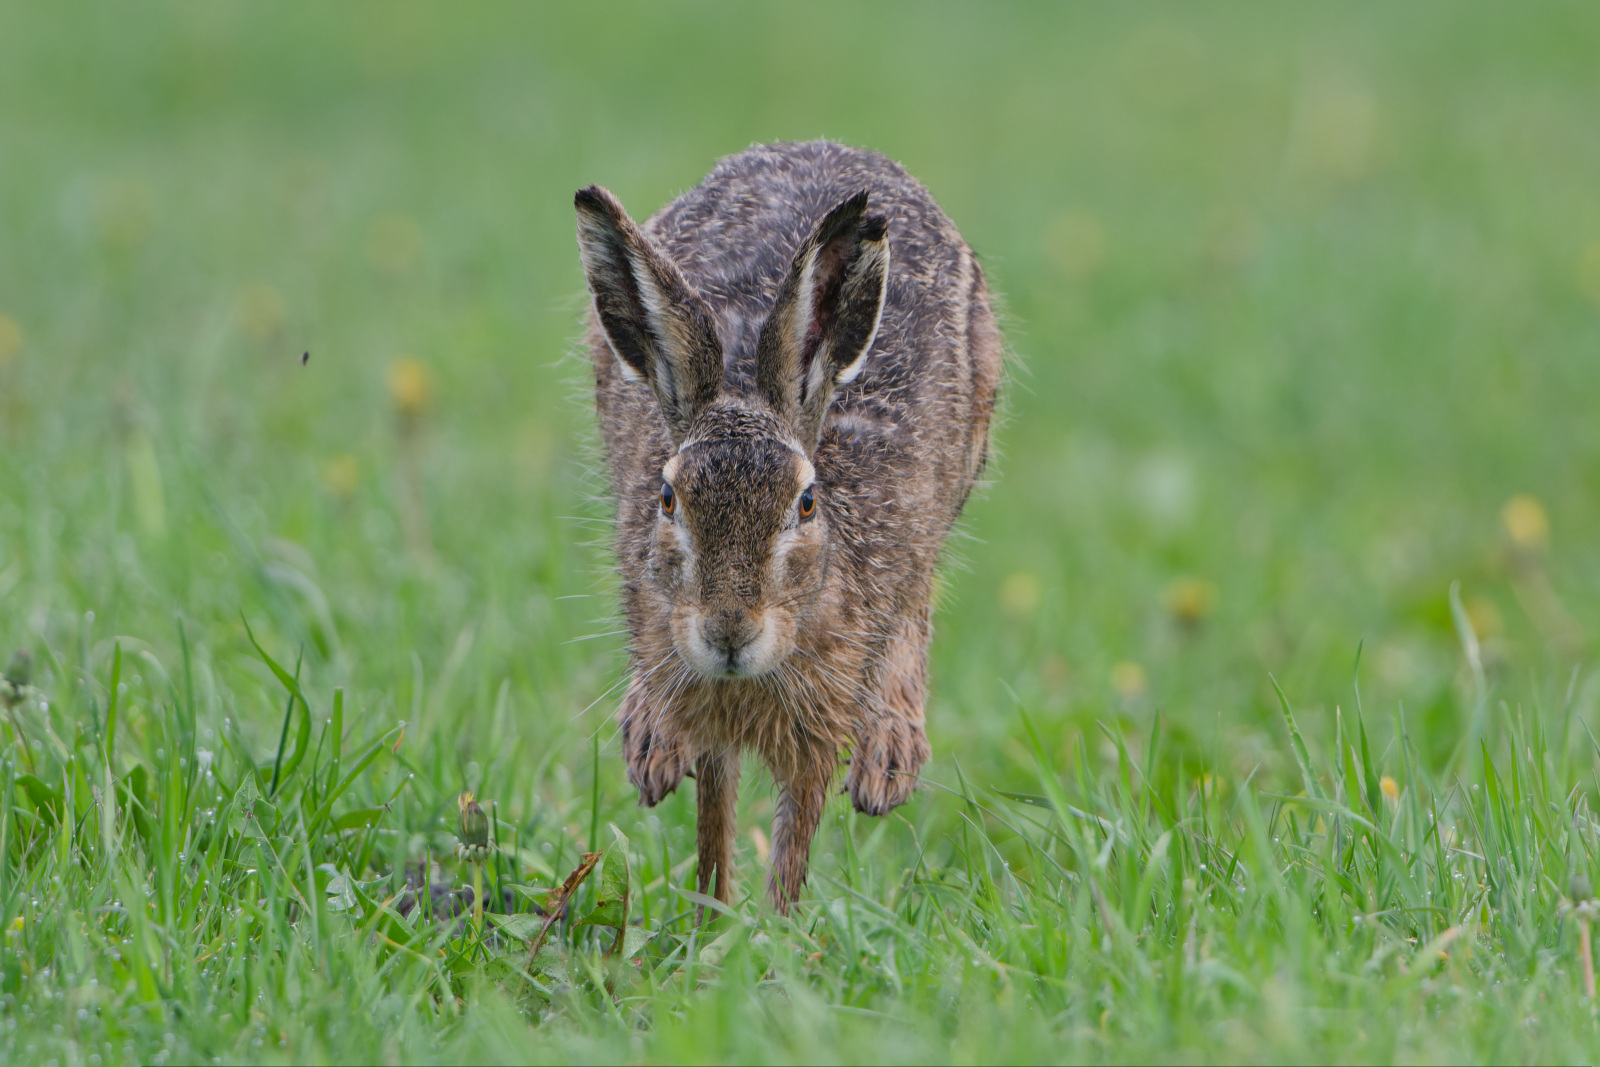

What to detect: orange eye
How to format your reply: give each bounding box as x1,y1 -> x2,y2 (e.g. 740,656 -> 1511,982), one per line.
660,482 -> 675,515
798,485 -> 815,520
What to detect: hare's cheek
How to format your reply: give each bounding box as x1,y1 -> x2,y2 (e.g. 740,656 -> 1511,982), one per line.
650,537 -> 692,594
782,541 -> 824,588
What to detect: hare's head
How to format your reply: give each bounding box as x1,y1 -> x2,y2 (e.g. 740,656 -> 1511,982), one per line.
577,185 -> 888,679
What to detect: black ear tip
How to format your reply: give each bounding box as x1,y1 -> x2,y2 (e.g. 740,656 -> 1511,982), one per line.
576,185 -> 626,220
817,190 -> 873,243
859,214 -> 888,242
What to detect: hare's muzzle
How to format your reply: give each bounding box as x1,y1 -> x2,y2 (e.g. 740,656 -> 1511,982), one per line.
683,605 -> 777,679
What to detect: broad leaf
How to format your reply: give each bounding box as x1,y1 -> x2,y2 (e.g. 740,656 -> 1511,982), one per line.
487,913 -> 546,941
576,824 -> 630,930
231,775 -> 276,839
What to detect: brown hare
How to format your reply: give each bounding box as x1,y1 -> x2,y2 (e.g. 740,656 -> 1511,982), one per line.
576,140 -> 1001,913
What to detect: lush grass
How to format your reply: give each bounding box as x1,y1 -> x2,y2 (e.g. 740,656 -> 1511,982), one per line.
2,2 -> 1600,1063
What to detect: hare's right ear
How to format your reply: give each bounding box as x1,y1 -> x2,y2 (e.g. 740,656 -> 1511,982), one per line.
755,191 -> 889,450
575,185 -> 723,442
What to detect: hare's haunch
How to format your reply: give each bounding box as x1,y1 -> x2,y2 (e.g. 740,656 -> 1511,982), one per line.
577,140 -> 1002,913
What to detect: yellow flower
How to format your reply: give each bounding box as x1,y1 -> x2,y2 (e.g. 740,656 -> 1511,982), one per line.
1380,775 -> 1399,802
1163,577 -> 1217,626
1578,241 -> 1600,306
388,357 -> 432,417
0,314 -> 22,364
234,284 -> 286,341
1044,210 -> 1106,280
321,454 -> 360,501
1111,661 -> 1147,700
1501,494 -> 1548,552
96,178 -> 153,250
367,214 -> 423,276
1287,79 -> 1377,183
1000,571 -> 1040,616
1465,596 -> 1503,641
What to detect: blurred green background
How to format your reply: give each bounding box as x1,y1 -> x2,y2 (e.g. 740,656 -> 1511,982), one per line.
2,1 -> 1598,812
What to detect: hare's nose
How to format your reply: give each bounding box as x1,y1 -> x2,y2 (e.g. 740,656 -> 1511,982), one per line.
706,608 -> 760,658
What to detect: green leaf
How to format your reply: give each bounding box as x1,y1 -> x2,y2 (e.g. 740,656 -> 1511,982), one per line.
274,683 -> 314,794
1269,674 -> 1326,801
507,883 -> 555,907
231,774 -> 276,839
331,807 -> 385,833
527,945 -> 568,984
620,926 -> 653,960
698,926 -> 742,967
304,722 -> 405,839
116,763 -> 155,841
575,824 -> 631,930
322,867 -> 358,912
671,886 -> 742,921
16,774 -> 62,825
486,913 -> 546,941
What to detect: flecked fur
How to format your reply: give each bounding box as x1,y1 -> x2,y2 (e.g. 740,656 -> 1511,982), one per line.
576,140 -> 1002,912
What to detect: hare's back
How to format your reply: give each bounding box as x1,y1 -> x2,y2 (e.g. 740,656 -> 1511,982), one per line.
646,140 -> 1000,507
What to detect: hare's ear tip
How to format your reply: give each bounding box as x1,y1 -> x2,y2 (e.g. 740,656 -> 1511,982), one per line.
834,189 -> 871,219
575,185 -> 621,215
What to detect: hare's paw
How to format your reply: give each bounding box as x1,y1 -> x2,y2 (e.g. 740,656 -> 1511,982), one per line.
619,686 -> 692,806
846,716 -> 930,816
622,720 -> 691,806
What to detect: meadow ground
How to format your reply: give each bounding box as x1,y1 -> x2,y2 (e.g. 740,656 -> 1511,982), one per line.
2,3 -> 1600,1063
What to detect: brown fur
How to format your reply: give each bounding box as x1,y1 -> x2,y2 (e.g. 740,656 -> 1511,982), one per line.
576,140 -> 1002,913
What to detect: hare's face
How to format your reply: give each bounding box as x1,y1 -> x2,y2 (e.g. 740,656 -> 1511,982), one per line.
652,434 -> 825,679
577,183 -> 890,679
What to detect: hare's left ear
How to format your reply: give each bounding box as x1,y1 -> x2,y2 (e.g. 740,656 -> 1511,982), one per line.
755,191 -> 889,450
575,185 -> 723,443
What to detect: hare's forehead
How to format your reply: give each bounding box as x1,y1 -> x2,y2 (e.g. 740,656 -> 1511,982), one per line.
666,438 -> 812,501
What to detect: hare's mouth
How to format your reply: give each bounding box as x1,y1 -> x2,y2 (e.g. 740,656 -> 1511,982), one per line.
679,608 -> 784,679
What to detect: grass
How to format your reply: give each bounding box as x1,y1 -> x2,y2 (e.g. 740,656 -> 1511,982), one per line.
2,2 -> 1600,1063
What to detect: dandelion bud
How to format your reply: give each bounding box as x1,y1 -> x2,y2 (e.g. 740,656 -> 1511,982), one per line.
4,648 -> 31,689
456,791 -> 492,864
1,648 -> 30,708
1572,874 -> 1594,903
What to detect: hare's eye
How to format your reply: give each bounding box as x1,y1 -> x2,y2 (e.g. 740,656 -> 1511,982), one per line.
798,485 -> 816,520
660,482 -> 675,515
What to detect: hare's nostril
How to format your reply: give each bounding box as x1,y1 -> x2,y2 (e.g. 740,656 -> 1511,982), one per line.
707,609 -> 764,655
684,608 -> 772,677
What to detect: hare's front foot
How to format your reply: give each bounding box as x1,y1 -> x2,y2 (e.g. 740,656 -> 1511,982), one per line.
619,684 -> 692,806
846,714 -> 930,816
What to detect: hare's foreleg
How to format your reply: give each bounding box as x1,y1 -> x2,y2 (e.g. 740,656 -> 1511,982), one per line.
619,681 -> 691,806
694,749 -> 740,904
847,616 -> 932,816
768,760 -> 831,913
